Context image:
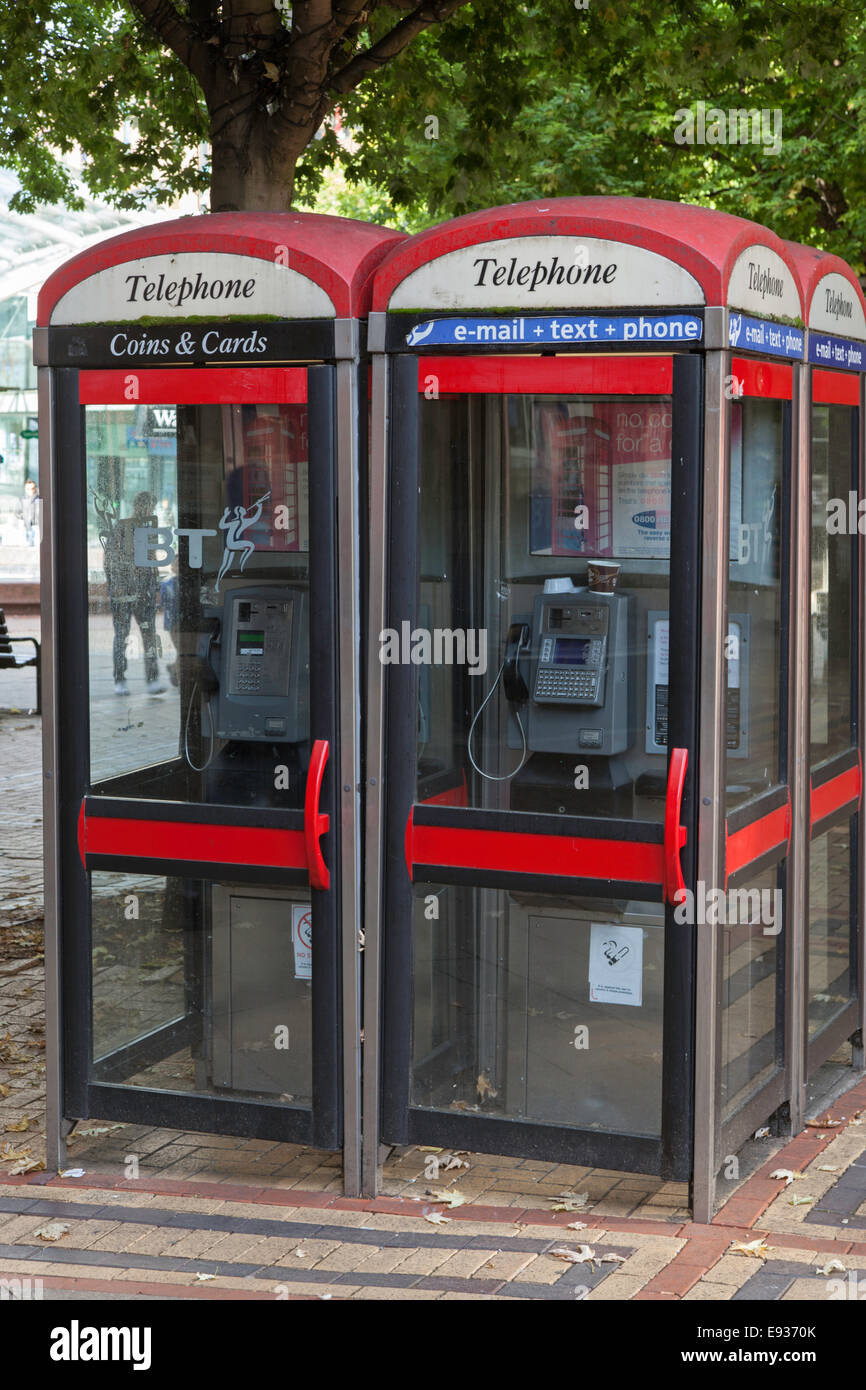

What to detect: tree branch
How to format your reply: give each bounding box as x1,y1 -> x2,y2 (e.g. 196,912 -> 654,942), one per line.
330,0 -> 473,93
127,0 -> 217,91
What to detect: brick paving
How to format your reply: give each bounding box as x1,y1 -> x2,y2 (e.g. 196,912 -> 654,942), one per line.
3,698 -> 866,1299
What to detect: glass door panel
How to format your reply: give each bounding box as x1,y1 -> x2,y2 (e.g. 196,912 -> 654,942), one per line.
807,389 -> 859,1054
384,353 -> 701,1171
70,367 -> 340,1146
721,373 -> 790,1125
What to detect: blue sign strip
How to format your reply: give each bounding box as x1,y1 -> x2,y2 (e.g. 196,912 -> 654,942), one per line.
728,312 -> 804,360
405,314 -> 703,349
808,332 -> 866,372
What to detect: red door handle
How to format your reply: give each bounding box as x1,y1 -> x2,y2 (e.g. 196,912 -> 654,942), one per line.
664,747 -> 688,906
304,739 -> 330,891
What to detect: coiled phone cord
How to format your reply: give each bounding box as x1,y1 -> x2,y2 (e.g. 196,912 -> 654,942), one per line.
467,650 -> 529,783
183,679 -> 216,772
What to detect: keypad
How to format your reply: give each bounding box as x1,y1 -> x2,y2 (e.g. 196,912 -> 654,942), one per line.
235,661 -> 263,693
534,669 -> 599,701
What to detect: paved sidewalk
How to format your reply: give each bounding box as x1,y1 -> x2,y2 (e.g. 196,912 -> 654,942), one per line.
3,699 -> 866,1300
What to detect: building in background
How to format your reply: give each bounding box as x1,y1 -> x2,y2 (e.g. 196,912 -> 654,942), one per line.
0,165 -> 194,586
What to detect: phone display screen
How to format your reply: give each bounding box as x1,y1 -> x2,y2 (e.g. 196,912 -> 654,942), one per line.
237,630 -> 265,656
553,637 -> 591,666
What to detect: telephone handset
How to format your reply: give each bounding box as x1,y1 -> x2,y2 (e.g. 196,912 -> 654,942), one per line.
184,585 -> 309,771
502,622 -> 530,703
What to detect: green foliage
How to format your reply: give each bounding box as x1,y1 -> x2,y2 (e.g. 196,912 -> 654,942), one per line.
2,0 -> 866,267
0,1 -> 209,212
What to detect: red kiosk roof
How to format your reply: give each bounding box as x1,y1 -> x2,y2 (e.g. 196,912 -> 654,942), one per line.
371,196 -> 802,311
781,239 -> 866,334
38,211 -> 404,325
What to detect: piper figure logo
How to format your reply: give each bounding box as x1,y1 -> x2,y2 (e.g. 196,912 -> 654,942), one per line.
215,491 -> 271,591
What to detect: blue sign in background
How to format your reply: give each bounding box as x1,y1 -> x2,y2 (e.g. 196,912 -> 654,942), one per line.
728,312 -> 804,360
405,314 -> 703,348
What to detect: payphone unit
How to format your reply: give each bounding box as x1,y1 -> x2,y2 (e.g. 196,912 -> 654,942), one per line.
526,588 -> 632,757
188,584 -> 309,773
210,586 -> 308,746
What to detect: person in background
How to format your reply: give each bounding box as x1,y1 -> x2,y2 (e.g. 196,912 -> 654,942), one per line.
20,478 -> 40,546
104,490 -> 166,696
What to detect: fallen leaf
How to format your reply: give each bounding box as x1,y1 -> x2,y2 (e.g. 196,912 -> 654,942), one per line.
424,1211 -> 451,1225
449,1100 -> 479,1112
417,1147 -> 442,1153
817,1165 -> 839,1173
263,61 -> 280,81
599,1253 -> 627,1264
566,1221 -> 588,1231
441,1155 -> 469,1171
551,1244 -> 595,1266
550,1194 -> 589,1212
805,1118 -> 841,1128
35,1221 -> 70,1242
75,1124 -> 126,1137
731,1239 -> 769,1259
8,1157 -> 43,1175
427,1188 -> 466,1209
476,1071 -> 498,1102
195,1273 -> 215,1282
769,1168 -> 800,1186
816,1258 -> 846,1276
789,1195 -> 813,1206
59,1168 -> 86,1178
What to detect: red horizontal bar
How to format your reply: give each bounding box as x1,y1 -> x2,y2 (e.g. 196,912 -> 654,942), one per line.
725,799 -> 790,880
79,367 -> 308,406
418,355 -> 672,396
81,813 -> 307,871
731,357 -> 793,400
812,369 -> 860,407
811,764 -> 861,827
408,819 -> 664,885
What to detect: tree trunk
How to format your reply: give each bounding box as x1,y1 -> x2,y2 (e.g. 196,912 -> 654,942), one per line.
209,108 -> 302,212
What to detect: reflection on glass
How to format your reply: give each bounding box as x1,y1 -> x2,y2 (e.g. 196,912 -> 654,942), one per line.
85,402 -> 310,805
720,864 -> 783,1119
91,872 -> 312,1104
417,393 -> 673,822
726,399 -> 785,810
810,405 -> 854,761
412,885 -> 664,1136
808,822 -> 855,1039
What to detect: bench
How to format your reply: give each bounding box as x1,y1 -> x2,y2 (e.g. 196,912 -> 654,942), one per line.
0,606 -> 41,713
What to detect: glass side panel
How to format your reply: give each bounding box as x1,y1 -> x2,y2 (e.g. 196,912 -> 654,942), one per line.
415,392 -> 673,820
807,403 -> 857,1050
810,404 -> 855,763
85,402 -> 309,806
726,398 -> 785,811
91,871 -> 313,1106
720,863 -> 784,1120
807,819 -> 856,1039
412,884 -> 664,1136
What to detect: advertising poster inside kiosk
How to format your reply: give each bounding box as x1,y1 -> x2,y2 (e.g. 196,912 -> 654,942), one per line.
410,371 -> 785,1139
83,395 -> 315,1104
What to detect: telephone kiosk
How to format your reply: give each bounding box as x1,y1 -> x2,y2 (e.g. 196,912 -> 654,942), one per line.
471,576 -> 634,815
